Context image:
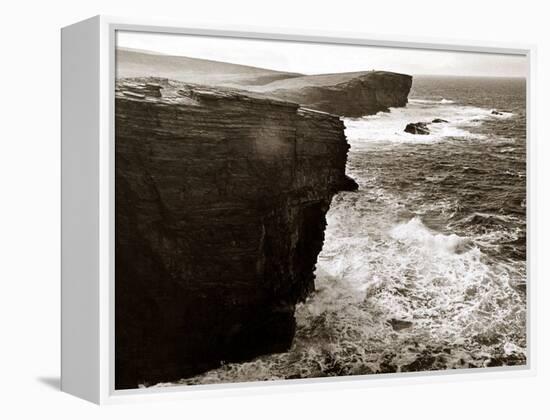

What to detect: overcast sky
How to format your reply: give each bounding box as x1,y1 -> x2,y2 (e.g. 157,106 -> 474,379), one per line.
117,31 -> 527,78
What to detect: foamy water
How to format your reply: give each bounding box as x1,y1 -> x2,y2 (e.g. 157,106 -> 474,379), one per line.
157,77 -> 527,387
345,99 -> 513,145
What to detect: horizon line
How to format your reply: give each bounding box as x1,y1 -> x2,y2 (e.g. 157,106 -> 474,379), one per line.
116,45 -> 527,79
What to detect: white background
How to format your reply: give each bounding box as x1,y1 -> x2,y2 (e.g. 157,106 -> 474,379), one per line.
1,0 -> 548,418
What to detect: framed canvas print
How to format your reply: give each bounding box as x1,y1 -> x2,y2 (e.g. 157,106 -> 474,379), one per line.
61,16 -> 533,404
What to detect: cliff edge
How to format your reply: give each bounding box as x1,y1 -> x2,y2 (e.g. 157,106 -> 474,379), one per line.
115,78 -> 357,388
250,71 -> 413,117
116,49 -> 413,117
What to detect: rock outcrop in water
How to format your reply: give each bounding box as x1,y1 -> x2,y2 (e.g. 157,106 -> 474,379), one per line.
405,118 -> 452,135
115,78 -> 357,388
404,122 -> 431,135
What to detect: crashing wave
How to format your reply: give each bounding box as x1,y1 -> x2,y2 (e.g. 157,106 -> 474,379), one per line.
390,216 -> 469,254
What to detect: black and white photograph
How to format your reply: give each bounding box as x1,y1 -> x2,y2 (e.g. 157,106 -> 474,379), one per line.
5,0 -> 550,417
114,31 -> 527,390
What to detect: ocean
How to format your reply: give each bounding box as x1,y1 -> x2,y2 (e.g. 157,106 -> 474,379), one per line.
165,76 -> 527,386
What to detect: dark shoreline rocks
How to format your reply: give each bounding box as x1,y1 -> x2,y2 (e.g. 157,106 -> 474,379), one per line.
115,78 -> 358,389
404,118 -> 450,135
405,122 -> 431,135
340,174 -> 360,191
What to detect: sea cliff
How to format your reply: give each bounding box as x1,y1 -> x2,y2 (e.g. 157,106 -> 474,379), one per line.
116,49 -> 412,117
253,71 -> 413,117
115,78 -> 357,388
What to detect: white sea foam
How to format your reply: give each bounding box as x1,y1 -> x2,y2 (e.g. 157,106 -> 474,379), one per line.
409,98 -> 455,104
491,111 -> 515,119
177,187 -> 525,385
344,100 -> 504,146
390,217 -> 467,254
166,96 -> 526,387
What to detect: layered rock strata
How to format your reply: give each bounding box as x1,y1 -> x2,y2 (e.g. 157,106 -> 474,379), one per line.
116,49 -> 413,118
253,71 -> 413,117
115,78 -> 357,388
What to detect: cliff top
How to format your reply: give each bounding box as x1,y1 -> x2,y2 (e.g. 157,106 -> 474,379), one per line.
248,70 -> 413,92
115,77 -> 342,120
116,48 -> 412,93
116,48 -> 303,87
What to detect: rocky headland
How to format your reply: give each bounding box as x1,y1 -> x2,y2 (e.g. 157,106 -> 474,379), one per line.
251,71 -> 413,117
115,52 -> 412,389
117,48 -> 413,118
115,78 -> 358,388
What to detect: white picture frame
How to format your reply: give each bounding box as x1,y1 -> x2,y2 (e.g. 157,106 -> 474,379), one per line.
61,15 -> 535,404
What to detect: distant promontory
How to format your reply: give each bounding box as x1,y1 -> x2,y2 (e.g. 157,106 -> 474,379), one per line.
117,48 -> 412,117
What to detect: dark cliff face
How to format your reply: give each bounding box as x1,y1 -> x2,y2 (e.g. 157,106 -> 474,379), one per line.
115,79 -> 357,389
250,71 -> 413,117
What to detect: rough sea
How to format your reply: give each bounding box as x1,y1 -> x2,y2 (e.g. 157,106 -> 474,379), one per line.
161,76 -> 528,386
